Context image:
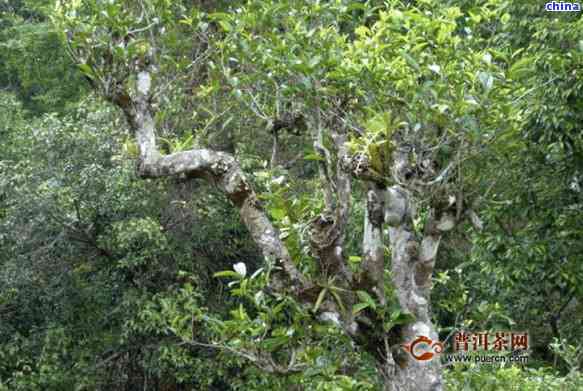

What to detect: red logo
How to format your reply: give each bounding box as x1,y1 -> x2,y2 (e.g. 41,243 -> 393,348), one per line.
402,336 -> 444,361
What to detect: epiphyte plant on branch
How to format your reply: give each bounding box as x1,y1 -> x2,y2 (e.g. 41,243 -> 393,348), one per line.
52,0 -> 514,389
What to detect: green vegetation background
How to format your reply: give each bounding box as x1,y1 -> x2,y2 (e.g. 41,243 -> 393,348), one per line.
0,0 -> 581,390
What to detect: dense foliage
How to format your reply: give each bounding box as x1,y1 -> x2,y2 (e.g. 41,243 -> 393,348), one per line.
1,0 -> 581,390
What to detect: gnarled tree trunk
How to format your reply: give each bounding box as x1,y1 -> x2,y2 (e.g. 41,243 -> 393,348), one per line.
383,185 -> 443,391
353,145 -> 455,390
97,67 -> 453,391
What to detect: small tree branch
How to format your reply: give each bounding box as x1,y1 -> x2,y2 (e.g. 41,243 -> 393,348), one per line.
270,130 -> 279,169
361,183 -> 386,305
312,106 -> 335,212
182,340 -> 307,375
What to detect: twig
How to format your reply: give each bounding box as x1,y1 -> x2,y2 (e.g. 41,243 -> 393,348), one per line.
512,76 -> 559,104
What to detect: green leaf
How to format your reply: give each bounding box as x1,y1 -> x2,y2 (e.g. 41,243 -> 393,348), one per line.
78,63 -> 94,79
218,20 -> 232,32
330,290 -> 346,313
352,302 -> 370,315
304,153 -> 325,161
508,56 -> 534,80
270,208 -> 286,220
262,336 -> 288,352
313,288 -> 328,313
213,270 -> 240,278
400,51 -> 420,72
348,2 -> 368,11
208,12 -> 231,21
391,310 -> 415,325
356,290 -> 376,310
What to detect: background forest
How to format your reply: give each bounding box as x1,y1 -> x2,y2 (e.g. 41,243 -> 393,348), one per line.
0,0 -> 582,390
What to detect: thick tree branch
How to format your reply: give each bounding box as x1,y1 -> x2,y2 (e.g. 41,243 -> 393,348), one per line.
112,71 -> 309,294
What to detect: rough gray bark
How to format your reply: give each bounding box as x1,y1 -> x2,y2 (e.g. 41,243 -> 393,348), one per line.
378,146 -> 456,391
384,185 -> 443,391
345,145 -> 455,391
